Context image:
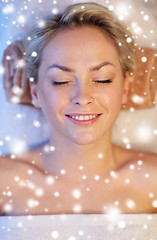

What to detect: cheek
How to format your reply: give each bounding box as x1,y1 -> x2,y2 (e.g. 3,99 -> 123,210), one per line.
38,87 -> 70,117
97,85 -> 124,109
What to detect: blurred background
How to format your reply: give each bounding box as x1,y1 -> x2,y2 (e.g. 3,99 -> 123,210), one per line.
0,0 -> 157,154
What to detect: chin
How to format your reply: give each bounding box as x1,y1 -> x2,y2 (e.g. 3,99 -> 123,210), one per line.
72,135 -> 98,146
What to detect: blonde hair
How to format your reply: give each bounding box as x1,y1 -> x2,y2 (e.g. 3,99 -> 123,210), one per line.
24,2 -> 136,83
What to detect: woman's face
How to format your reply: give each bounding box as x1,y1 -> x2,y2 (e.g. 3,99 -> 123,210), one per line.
31,26 -> 129,145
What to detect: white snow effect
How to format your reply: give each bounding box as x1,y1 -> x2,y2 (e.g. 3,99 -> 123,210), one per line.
72,189 -> 81,199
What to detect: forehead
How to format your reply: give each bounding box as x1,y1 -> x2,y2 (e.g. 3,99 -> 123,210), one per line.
40,26 -> 121,69
44,25 -> 116,50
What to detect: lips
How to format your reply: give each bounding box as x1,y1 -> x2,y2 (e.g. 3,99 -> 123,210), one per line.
65,113 -> 102,125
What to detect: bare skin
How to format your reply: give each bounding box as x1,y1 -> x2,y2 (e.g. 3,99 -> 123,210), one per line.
1,26 -> 157,216
0,144 -> 157,216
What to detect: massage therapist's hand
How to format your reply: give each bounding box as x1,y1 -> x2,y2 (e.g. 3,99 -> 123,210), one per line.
2,41 -> 32,105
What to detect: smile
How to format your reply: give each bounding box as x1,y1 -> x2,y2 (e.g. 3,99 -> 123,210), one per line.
65,113 -> 102,125
71,114 -> 98,120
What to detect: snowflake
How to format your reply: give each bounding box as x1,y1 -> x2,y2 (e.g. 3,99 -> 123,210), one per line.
54,192 -> 60,197
35,188 -> 44,197
82,175 -> 87,180
94,175 -> 100,181
45,176 -> 55,184
131,94 -> 145,104
126,37 -> 132,43
78,230 -> 84,236
143,15 -> 149,21
106,206 -> 121,219
108,5 -> 114,11
37,20 -> 45,28
137,160 -> 143,166
141,56 -> 147,62
105,178 -> 110,183
114,201 -> 119,206
98,153 -> 103,158
27,169 -> 33,175
152,200 -> 157,208
17,15 -> 26,25
27,198 -> 39,208
129,164 -> 135,170
14,176 -> 20,182
2,4 -> 14,14
149,193 -> 154,198
31,51 -> 38,57
3,203 -> 13,212
73,204 -> 82,213
118,221 -> 126,229
17,222 -> 23,228
125,178 -> 130,184
52,8 -> 58,15
33,120 -> 41,128
51,231 -> 59,239
68,237 -> 76,240
79,165 -> 83,170
60,169 -> 66,175
126,199 -> 136,209
72,189 -> 81,199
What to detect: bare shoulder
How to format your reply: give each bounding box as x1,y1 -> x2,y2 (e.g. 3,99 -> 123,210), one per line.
114,146 -> 157,212
0,146 -> 44,196
114,144 -> 157,166
0,155 -> 16,176
124,148 -> 157,178
0,155 -> 24,213
0,148 -> 45,215
0,155 -> 29,187
114,144 -> 157,190
0,145 -> 44,180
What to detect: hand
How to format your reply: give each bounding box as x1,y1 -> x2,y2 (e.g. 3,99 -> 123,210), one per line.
2,41 -> 33,105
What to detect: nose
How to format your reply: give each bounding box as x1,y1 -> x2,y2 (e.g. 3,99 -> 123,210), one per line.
71,81 -> 94,106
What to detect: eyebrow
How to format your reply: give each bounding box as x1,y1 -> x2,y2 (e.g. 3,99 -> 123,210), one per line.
90,62 -> 115,71
47,61 -> 115,73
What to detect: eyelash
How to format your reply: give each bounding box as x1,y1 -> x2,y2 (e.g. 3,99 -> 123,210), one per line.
52,81 -> 70,86
94,79 -> 112,84
51,79 -> 112,86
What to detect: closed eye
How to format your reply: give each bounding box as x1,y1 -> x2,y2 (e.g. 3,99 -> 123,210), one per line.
95,79 -> 112,84
52,81 -> 70,86
52,79 -> 112,86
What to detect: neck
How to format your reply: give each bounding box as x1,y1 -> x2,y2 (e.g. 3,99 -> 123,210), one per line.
41,132 -> 118,179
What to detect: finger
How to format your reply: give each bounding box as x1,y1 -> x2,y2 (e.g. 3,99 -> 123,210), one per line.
15,41 -> 24,54
21,66 -> 29,90
2,47 -> 17,89
14,40 -> 24,50
12,44 -> 23,60
5,88 -> 13,102
10,60 -> 15,78
2,42 -> 24,91
21,69 -> 32,104
22,62 -> 33,103
3,58 -> 13,90
4,45 -> 23,64
12,67 -> 22,87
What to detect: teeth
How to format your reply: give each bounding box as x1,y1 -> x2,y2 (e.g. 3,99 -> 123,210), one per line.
79,116 -> 84,120
70,115 -> 98,121
84,116 -> 89,120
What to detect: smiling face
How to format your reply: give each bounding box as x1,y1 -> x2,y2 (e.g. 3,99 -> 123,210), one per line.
31,26 -> 129,145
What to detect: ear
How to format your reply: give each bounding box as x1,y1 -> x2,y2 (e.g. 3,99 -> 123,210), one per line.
122,72 -> 130,105
30,83 -> 41,108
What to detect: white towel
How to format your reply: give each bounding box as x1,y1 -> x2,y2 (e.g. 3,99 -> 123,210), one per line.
0,214 -> 157,240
